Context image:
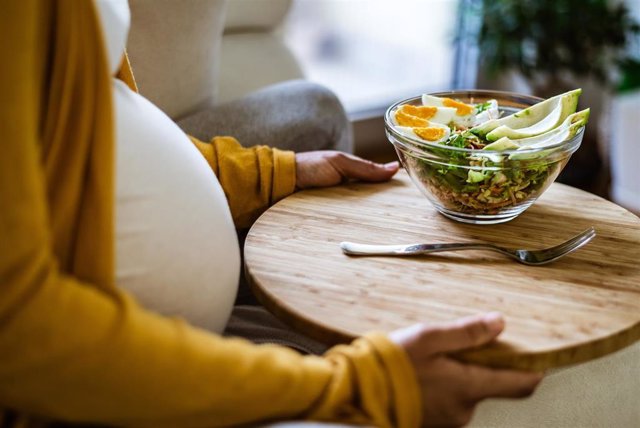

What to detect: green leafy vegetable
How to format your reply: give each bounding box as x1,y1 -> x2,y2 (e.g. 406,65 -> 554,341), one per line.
475,101 -> 493,114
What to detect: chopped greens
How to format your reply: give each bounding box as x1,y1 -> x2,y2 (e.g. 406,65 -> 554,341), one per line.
475,101 -> 493,114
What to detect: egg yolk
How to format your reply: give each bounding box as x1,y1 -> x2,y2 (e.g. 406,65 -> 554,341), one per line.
395,110 -> 429,127
413,127 -> 446,141
442,98 -> 474,116
401,105 -> 438,120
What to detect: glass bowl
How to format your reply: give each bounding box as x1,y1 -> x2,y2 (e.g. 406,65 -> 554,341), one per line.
385,90 -> 584,224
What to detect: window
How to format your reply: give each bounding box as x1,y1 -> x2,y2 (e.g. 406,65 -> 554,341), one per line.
283,0 -> 462,118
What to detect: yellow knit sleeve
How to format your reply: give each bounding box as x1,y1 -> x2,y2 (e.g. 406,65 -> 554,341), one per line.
189,135 -> 297,228
313,333 -> 423,427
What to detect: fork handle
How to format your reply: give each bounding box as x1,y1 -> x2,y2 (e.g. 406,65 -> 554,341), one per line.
340,242 -> 492,256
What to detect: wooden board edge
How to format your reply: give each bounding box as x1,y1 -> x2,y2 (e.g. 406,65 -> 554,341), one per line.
245,263 -> 356,346
248,256 -> 640,370
455,321 -> 640,371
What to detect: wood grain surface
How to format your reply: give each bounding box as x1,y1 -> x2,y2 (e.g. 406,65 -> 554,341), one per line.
244,171 -> 640,370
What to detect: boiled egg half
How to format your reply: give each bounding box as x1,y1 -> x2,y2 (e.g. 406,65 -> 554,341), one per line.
391,104 -> 451,143
421,94 -> 478,128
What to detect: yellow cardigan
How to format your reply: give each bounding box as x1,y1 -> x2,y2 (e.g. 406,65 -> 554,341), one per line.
0,1 -> 421,427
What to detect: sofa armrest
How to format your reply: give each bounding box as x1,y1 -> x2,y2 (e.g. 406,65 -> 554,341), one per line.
218,0 -> 303,103
224,0 -> 292,33
218,33 -> 303,104
127,0 -> 227,119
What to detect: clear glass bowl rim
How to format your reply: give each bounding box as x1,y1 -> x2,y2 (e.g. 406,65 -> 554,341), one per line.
384,89 -> 585,155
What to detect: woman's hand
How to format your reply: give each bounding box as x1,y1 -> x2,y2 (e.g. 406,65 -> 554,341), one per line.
390,313 -> 543,428
295,151 -> 399,189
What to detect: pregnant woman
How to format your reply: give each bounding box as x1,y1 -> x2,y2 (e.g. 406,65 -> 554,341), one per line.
0,1 -> 541,427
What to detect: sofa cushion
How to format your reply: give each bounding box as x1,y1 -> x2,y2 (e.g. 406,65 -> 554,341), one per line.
218,33 -> 303,103
127,0 -> 226,119
224,0 -> 291,33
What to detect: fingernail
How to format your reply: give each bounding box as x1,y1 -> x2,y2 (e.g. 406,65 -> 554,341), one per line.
384,161 -> 399,170
483,312 -> 504,334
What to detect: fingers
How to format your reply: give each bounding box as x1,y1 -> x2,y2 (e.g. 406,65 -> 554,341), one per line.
463,364 -> 544,402
294,151 -> 399,189
414,358 -> 541,427
413,312 -> 505,357
329,152 -> 399,182
389,313 -> 541,427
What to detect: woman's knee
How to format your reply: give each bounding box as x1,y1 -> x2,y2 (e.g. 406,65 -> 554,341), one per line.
287,81 -> 353,153
177,80 -> 354,153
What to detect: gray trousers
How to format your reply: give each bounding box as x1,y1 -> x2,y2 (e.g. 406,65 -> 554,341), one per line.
178,80 -> 352,355
178,79 -> 353,153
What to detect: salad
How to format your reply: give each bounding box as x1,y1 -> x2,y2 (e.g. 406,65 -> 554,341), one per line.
388,89 -> 589,215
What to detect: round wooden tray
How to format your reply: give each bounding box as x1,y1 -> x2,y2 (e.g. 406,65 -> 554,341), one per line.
245,171 -> 640,370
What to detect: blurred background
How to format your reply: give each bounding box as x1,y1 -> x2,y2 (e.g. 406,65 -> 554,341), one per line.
279,0 -> 640,213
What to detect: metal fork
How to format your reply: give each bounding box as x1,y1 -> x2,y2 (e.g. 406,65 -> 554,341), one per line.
340,227 -> 596,266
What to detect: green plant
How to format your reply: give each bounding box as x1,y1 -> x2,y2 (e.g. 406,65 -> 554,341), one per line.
618,58 -> 640,92
478,0 -> 640,86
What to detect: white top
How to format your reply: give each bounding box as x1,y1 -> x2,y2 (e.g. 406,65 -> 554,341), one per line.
95,0 -> 240,333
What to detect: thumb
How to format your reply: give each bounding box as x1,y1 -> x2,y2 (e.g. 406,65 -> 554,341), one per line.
393,313 -> 505,359
330,153 -> 400,182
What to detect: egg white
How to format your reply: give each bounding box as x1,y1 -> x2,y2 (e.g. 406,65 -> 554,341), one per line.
422,95 -> 502,128
421,94 -> 476,128
475,99 -> 500,125
391,106 -> 456,127
425,107 -> 456,125
421,94 -> 449,108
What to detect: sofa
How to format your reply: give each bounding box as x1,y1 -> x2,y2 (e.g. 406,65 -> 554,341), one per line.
218,0 -> 303,104
126,0 -> 303,121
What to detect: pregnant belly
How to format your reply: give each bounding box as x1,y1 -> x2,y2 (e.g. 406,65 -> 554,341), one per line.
113,79 -> 239,333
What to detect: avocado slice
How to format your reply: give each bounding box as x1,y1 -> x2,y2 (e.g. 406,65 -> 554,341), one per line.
471,89 -> 582,141
501,109 -> 590,148
507,114 -> 588,161
482,139 -> 520,151
467,169 -> 487,183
